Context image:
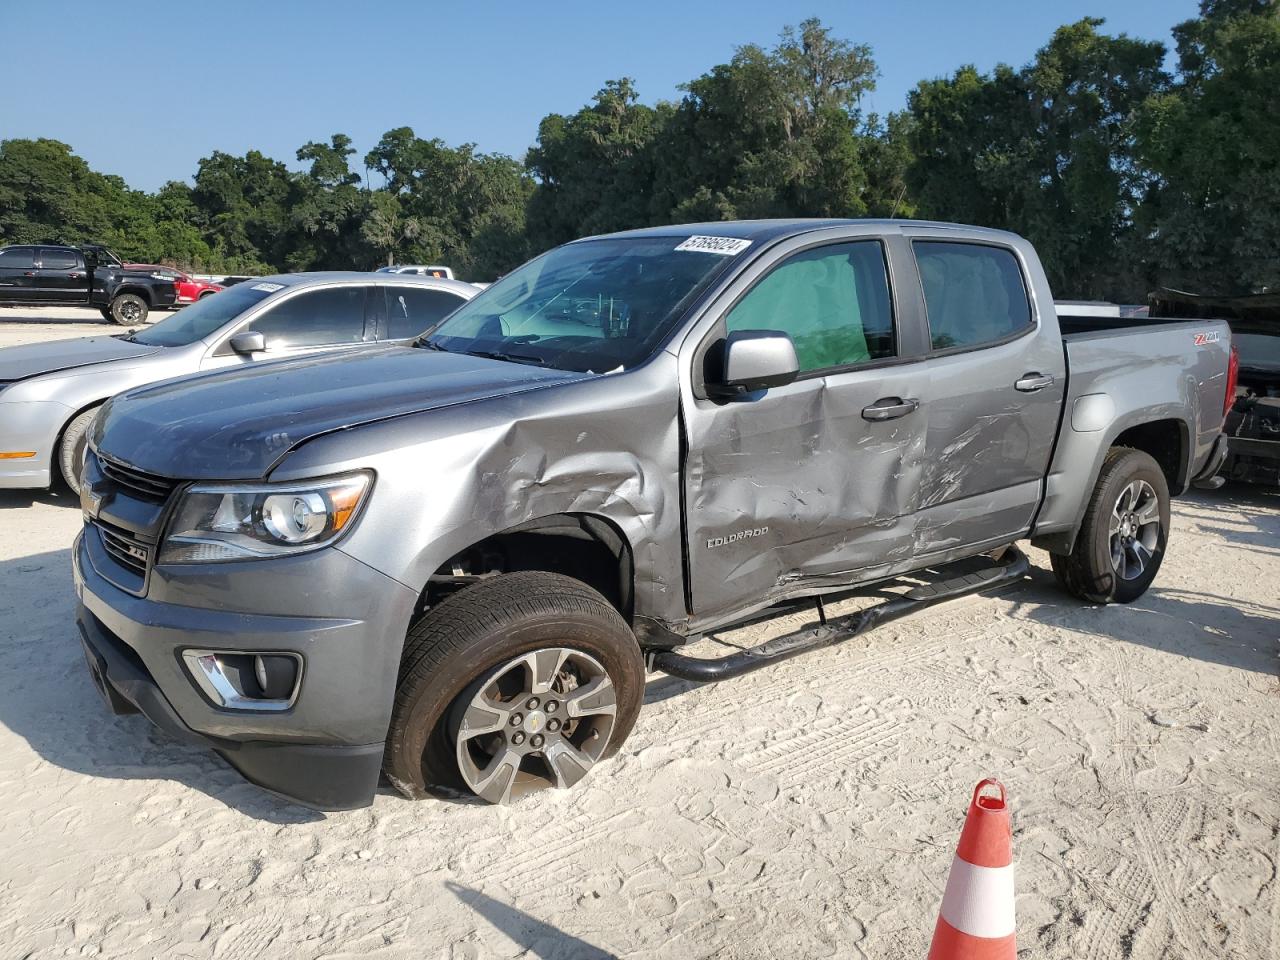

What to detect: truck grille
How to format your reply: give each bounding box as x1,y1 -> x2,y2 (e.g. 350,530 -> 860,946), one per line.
97,455 -> 176,502
94,521 -> 151,577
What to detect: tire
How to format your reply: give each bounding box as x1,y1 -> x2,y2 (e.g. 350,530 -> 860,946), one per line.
58,406 -> 100,495
384,571 -> 645,804
109,293 -> 148,325
1051,446 -> 1170,604
198,290 -> 215,299
98,308 -> 114,323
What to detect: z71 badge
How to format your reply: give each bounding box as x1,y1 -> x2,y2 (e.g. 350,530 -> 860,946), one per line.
1193,331 -> 1220,345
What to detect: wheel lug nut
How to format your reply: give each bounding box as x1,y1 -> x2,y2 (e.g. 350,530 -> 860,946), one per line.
510,713 -> 523,726
547,718 -> 561,732
512,731 -> 526,745
545,700 -> 558,714
530,734 -> 544,749
526,696 -> 540,710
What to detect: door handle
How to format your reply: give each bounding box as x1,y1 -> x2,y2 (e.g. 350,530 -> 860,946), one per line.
1015,373 -> 1054,392
862,397 -> 920,421
23,271 -> 36,277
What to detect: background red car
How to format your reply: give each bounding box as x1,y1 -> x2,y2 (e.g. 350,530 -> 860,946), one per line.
124,264 -> 223,306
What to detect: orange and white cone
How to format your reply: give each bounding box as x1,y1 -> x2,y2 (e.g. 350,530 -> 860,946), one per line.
927,778 -> 1015,960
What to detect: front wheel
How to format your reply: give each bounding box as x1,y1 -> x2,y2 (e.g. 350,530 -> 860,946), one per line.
384,571 -> 645,804
109,293 -> 148,325
1051,446 -> 1170,604
58,406 -> 101,494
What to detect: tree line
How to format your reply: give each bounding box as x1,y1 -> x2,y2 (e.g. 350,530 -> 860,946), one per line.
0,0 -> 1275,300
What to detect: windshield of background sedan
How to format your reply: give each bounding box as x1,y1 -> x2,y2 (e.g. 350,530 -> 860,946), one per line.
128,284 -> 273,347
421,237 -> 740,372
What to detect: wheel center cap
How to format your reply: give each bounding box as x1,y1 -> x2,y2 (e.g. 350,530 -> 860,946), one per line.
523,710 -> 547,735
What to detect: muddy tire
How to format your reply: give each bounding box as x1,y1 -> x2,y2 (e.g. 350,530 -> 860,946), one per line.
384,571 -> 644,804
1051,446 -> 1170,604
98,307 -> 114,323
109,293 -> 148,325
58,406 -> 100,494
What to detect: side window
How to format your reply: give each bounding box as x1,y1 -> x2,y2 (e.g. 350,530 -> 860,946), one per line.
723,241 -> 895,373
0,247 -> 36,268
39,248 -> 81,270
251,286 -> 369,348
385,287 -> 467,339
913,242 -> 1032,351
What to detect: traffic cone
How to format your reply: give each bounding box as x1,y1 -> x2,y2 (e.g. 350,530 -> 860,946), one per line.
927,778 -> 1015,960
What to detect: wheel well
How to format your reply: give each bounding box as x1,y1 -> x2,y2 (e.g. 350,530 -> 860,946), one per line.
1113,419 -> 1188,491
113,286 -> 152,304
418,514 -> 635,623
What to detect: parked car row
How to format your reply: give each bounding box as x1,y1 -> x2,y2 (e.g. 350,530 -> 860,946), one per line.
125,264 -> 224,305
0,220 -> 1240,812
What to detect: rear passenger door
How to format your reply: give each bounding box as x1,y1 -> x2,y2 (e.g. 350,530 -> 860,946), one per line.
908,237 -> 1066,550
244,285 -> 375,359
681,236 -> 930,621
381,285 -> 469,342
35,247 -> 89,302
0,247 -> 38,300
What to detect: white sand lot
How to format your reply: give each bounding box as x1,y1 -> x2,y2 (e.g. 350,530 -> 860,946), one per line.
0,313 -> 1277,959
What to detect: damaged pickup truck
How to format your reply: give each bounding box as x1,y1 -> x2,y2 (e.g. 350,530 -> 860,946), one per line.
73,220 -> 1235,809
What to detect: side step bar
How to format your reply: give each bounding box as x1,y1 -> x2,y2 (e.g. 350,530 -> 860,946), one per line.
650,546 -> 1030,683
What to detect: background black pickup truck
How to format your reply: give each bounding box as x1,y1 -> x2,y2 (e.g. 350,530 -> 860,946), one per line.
0,243 -> 177,324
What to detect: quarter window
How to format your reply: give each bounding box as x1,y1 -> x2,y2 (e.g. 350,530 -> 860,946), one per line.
723,241 -> 895,373
251,286 -> 370,348
914,242 -> 1032,351
385,286 -> 467,339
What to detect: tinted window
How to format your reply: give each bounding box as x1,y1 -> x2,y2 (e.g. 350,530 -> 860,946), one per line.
39,248 -> 80,270
914,242 -> 1032,351
252,286 -> 369,348
130,283 -> 274,346
0,247 -> 36,268
385,286 -> 466,339
724,241 -> 895,372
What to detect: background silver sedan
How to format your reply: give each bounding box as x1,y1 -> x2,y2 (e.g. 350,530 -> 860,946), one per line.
0,272 -> 476,492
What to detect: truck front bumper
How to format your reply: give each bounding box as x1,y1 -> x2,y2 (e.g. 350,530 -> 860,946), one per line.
73,530 -> 418,809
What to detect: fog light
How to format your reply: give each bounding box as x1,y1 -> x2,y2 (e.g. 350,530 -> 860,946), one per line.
183,650 -> 302,711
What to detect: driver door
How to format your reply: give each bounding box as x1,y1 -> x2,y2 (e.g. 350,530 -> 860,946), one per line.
680,237 -> 929,622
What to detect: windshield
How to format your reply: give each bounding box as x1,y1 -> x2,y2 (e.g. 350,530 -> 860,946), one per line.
422,237 -> 739,372
128,284 -> 274,347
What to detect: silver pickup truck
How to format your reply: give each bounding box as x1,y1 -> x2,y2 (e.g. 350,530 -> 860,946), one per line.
72,220 -> 1233,809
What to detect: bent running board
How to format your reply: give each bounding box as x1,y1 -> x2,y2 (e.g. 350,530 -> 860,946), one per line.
650,546 -> 1030,683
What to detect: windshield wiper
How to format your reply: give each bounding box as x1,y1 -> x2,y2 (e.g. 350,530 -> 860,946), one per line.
463,349 -> 547,367
415,338 -> 449,350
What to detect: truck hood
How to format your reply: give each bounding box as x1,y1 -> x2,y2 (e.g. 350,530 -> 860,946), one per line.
95,344 -> 586,479
0,335 -> 161,382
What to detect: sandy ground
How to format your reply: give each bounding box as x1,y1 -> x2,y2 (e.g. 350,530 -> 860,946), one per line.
0,311 -> 1277,959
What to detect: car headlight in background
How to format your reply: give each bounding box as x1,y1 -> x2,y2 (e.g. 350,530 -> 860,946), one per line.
158,472 -> 372,563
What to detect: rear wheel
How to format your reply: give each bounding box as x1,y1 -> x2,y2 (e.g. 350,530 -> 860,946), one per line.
109,293 -> 148,325
1051,447 -> 1170,604
384,571 -> 644,804
58,406 -> 100,495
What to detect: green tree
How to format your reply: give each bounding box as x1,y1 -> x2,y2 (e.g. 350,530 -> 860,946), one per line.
1138,0 -> 1280,294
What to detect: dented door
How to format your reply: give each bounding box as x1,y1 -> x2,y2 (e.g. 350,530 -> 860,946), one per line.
679,236 -> 930,622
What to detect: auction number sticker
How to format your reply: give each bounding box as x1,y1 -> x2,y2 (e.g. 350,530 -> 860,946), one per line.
251,282 -> 285,293
675,235 -> 753,256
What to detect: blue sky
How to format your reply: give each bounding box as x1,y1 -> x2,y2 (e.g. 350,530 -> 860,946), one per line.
2,0 -> 1200,193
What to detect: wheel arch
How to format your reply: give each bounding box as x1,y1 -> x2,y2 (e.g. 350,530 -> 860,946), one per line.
413,511 -> 637,627
111,284 -> 153,305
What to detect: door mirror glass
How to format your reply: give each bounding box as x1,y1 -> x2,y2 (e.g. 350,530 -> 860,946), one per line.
716,330 -> 799,396
229,330 -> 266,355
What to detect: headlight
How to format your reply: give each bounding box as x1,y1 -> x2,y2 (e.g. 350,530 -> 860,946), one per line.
158,472 -> 372,564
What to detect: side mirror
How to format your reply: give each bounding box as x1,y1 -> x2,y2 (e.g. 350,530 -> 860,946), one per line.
229,331 -> 266,355
713,330 -> 800,397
